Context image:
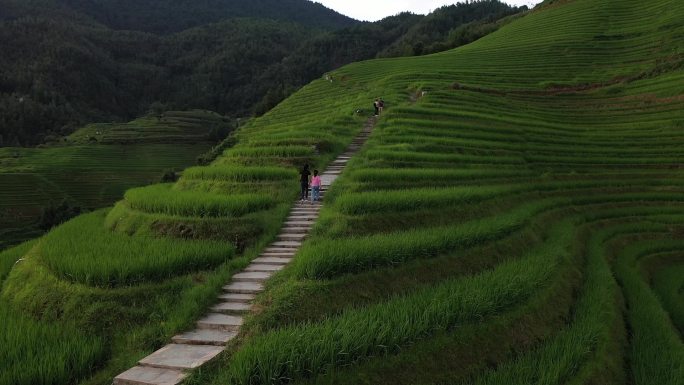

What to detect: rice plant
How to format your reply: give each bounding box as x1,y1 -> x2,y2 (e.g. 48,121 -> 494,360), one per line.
39,210 -> 234,287
124,184 -> 275,217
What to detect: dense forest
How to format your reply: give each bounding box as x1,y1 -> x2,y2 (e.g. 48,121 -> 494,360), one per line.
0,0 -> 526,147
1,0 -> 356,33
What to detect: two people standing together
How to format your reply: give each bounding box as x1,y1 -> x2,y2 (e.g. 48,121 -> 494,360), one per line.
300,164 -> 321,203
373,98 -> 385,116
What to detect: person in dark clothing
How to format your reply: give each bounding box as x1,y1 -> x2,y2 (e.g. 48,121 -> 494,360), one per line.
300,164 -> 311,201
379,98 -> 385,113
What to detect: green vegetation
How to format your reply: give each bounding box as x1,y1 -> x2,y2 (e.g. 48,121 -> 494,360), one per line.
124,185 -> 274,218
39,210 -> 234,287
0,110 -> 223,249
2,0 -> 684,384
0,0 -> 522,146
192,0 -> 682,384
0,304 -> 105,385
0,241 -> 34,285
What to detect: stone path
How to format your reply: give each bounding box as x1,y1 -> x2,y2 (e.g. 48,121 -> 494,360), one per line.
113,117 -> 375,385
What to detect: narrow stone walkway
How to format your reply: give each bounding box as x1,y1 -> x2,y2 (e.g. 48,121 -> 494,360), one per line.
113,117 -> 375,385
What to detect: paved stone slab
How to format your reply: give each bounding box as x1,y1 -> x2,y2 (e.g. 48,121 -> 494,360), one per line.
245,264 -> 284,272
172,329 -> 236,346
280,227 -> 310,234
114,365 -> 187,385
197,313 -> 243,331
233,271 -> 272,282
284,221 -> 315,226
290,211 -> 319,215
264,247 -> 297,252
139,344 -> 224,370
261,251 -> 295,256
223,282 -> 263,294
271,241 -> 302,248
278,233 -> 307,241
287,214 -> 317,219
295,202 -> 322,207
219,293 -> 255,302
252,257 -> 292,265
212,302 -> 252,313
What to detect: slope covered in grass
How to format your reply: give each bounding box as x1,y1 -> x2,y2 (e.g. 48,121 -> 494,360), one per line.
0,110 -> 224,250
1,0 -> 683,384
186,0 -> 682,383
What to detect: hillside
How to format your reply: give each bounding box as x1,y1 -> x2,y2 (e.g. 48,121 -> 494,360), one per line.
0,0 -> 523,146
0,110 -> 228,250
2,0 -> 683,384
0,0 -> 356,33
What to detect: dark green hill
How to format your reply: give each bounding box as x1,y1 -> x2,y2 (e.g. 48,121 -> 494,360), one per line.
0,0 -> 357,33
0,1 -> 524,147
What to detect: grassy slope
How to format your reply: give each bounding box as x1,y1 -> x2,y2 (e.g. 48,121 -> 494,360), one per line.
1,0 -> 683,384
178,0 -> 681,384
0,110 -> 224,249
0,61 -> 372,383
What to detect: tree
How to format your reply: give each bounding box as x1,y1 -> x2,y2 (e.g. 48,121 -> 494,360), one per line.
149,101 -> 166,122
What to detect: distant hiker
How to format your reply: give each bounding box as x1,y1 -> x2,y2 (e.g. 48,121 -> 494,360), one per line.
300,164 -> 311,201
310,170 -> 321,203
373,99 -> 379,116
379,98 -> 385,113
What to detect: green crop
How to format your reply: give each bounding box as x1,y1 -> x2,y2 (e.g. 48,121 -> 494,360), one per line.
124,184 -> 275,217
39,210 -> 234,287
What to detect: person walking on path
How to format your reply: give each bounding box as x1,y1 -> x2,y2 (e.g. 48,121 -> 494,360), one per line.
373,99 -> 379,116
379,98 -> 385,113
310,170 -> 321,203
300,164 -> 311,201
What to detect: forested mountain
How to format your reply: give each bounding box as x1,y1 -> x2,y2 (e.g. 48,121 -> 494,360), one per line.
0,0 -> 356,33
378,1 -> 523,57
0,0 -> 526,147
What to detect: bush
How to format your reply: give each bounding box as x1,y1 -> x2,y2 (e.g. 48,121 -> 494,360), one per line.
38,200 -> 82,231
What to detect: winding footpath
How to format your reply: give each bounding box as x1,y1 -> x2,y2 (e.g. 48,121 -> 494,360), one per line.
114,117 -> 376,385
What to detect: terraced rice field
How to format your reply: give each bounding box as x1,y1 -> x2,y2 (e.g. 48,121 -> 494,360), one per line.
0,111 -> 222,249
1,0 -> 683,384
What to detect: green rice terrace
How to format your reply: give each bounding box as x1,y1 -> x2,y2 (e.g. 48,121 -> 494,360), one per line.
2,0 -> 684,384
0,110 -> 228,249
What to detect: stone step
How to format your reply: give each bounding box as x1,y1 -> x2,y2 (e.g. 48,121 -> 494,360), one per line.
271,241 -> 302,248
285,221 -> 316,226
223,282 -> 263,294
218,293 -> 255,303
196,313 -> 243,332
290,208 -> 320,213
260,251 -> 295,258
286,216 -> 317,221
263,247 -> 296,253
212,302 -> 252,314
172,329 -> 236,346
114,366 -> 187,385
289,212 -> 318,217
277,233 -> 307,241
279,226 -> 311,234
139,344 -> 224,370
232,271 -> 272,282
289,211 -> 319,216
245,263 -> 285,272
252,257 -> 292,265
294,203 -> 322,207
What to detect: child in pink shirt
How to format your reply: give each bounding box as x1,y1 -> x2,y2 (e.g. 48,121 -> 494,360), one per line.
310,170 -> 321,203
